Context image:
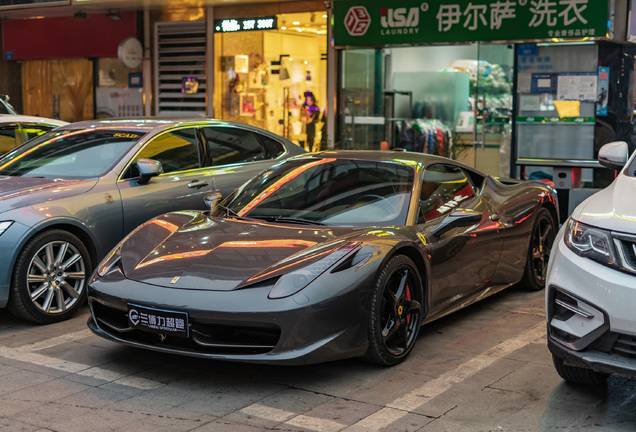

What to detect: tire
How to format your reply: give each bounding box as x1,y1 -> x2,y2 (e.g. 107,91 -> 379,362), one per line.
519,207 -> 556,291
7,229 -> 91,324
364,255 -> 423,366
552,354 -> 608,386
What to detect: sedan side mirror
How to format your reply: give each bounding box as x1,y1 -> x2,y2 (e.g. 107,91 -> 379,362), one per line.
137,158 -> 163,185
204,192 -> 222,210
598,141 -> 629,171
431,209 -> 482,237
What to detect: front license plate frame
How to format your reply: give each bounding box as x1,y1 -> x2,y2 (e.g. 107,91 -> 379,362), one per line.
127,303 -> 189,338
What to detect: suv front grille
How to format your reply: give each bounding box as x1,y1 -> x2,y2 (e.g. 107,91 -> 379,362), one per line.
613,334 -> 636,359
614,233 -> 636,273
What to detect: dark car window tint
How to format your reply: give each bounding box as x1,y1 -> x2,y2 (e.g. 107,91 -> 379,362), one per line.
126,128 -> 199,178
0,130 -> 144,178
203,127 -> 266,166
0,125 -> 18,155
220,158 -> 415,226
260,135 -> 285,158
418,163 -> 476,223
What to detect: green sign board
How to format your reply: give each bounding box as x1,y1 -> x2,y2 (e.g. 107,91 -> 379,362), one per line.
334,0 -> 608,47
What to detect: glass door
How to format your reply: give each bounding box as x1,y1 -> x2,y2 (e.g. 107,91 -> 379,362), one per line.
473,43 -> 514,178
337,43 -> 514,171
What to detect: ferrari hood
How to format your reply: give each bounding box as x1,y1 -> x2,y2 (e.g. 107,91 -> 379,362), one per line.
573,173 -> 636,235
120,213 -> 362,291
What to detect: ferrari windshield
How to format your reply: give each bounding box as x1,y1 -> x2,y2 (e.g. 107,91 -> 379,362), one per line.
219,157 -> 415,226
0,129 -> 146,179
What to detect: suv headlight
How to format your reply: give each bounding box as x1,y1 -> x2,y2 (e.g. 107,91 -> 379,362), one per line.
0,221 -> 13,236
564,218 -> 619,268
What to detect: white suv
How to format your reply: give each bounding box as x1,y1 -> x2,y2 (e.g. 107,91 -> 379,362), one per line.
546,141 -> 636,385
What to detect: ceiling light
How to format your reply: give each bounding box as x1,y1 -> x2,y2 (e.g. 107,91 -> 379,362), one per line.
281,26 -> 286,30
322,14 -> 327,18
296,27 -> 302,32
292,21 -> 300,25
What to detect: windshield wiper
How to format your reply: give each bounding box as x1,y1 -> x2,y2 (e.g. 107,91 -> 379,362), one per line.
215,205 -> 258,221
267,216 -> 327,226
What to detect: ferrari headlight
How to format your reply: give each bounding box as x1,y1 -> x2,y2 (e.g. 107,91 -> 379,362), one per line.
564,219 -> 619,268
268,243 -> 360,299
0,221 -> 13,236
97,243 -> 123,277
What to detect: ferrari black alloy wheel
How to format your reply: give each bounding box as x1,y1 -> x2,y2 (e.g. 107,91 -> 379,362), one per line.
8,229 -> 91,324
520,208 -> 556,291
552,354 -> 608,386
365,255 -> 423,366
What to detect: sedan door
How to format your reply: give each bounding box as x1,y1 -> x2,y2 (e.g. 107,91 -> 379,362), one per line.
117,127 -> 214,234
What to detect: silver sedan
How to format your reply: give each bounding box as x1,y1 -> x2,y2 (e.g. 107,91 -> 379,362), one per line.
0,118 -> 305,323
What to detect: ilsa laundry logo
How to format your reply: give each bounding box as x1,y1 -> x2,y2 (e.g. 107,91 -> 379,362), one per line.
344,4 -> 424,37
380,6 -> 421,35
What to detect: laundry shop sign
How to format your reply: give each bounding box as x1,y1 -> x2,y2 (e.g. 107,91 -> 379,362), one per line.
335,0 -> 608,46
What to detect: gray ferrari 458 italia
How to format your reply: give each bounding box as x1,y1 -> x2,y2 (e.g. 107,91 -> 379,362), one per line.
0,118 -> 304,323
88,151 -> 558,366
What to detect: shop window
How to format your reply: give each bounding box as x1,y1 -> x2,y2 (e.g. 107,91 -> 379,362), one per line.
202,127 -> 266,166
125,128 -> 199,178
418,163 -> 475,223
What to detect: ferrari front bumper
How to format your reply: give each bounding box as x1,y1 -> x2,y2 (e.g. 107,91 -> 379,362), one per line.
87,268 -> 372,365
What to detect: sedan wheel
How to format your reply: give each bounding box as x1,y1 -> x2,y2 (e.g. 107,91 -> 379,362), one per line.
520,208 -> 556,291
8,229 -> 91,323
364,255 -> 423,366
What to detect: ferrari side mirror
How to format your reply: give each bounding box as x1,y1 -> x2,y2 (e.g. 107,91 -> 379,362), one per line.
137,158 -> 163,185
204,192 -> 223,210
598,141 -> 629,171
431,209 -> 482,237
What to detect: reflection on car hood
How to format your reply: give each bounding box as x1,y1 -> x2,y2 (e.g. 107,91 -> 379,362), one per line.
121,214 -> 361,291
0,176 -> 98,206
574,174 -> 636,234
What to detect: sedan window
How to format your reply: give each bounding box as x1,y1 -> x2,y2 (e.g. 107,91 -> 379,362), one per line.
418,164 -> 476,223
124,128 -> 199,178
0,125 -> 18,155
202,127 -> 266,166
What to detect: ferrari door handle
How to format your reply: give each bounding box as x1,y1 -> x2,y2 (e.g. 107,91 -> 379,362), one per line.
188,180 -> 209,189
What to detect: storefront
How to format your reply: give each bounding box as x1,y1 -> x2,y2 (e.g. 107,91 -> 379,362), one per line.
0,0 -> 328,150
2,12 -> 141,122
212,11 -> 328,151
151,1 -> 328,150
333,0 -> 633,217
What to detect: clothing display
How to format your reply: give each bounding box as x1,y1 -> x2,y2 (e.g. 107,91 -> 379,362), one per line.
394,119 -> 453,158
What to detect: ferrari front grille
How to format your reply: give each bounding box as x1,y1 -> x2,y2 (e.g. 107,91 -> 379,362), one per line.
90,300 -> 280,355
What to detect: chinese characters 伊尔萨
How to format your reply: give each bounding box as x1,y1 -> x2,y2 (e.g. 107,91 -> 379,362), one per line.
436,0 -> 591,33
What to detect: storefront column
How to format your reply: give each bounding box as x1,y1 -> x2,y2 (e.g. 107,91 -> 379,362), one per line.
143,7 -> 152,116
206,6 -> 215,118
326,6 -> 336,150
